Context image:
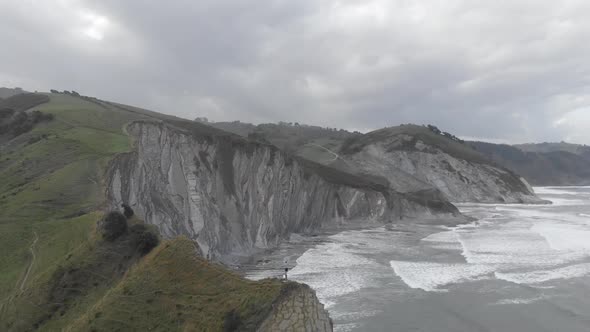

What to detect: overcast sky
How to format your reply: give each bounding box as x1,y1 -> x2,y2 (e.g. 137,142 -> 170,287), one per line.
2,0 -> 590,144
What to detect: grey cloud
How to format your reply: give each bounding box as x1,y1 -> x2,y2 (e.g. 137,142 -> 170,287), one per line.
2,0 -> 590,143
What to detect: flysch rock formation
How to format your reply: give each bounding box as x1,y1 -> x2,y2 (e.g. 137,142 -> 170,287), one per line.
341,127 -> 546,204
257,283 -> 332,332
106,121 -> 463,263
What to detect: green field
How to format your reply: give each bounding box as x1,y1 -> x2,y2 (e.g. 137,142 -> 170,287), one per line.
0,92 -> 300,331
69,237 -> 284,331
0,93 -> 138,302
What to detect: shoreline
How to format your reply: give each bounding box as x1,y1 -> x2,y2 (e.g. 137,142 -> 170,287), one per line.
239,214 -> 468,280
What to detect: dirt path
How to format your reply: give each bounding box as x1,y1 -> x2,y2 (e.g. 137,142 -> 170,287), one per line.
0,231 -> 39,315
308,143 -> 355,168
19,230 -> 38,292
308,143 -> 340,162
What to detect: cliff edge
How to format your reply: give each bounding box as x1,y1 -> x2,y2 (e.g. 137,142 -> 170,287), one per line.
106,121 -> 463,263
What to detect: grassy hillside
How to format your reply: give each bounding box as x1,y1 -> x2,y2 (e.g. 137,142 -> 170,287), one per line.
209,121 -> 358,155
0,87 -> 26,99
0,92 -> 143,324
0,92 -> 189,321
3,222 -> 287,331
471,141 -> 590,186
0,92 -> 325,331
340,124 -> 490,164
514,142 -> 590,156
68,237 -> 285,331
0,93 -> 49,112
0,91 -> 230,300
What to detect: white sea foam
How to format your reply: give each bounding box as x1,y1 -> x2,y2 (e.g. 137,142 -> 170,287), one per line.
534,187 -> 581,196
543,198 -> 587,206
579,213 -> 590,218
421,231 -> 463,250
493,296 -> 545,305
495,263 -> 590,284
334,323 -> 360,332
421,230 -> 459,243
390,261 -> 495,292
532,223 -> 590,252
288,242 -> 379,307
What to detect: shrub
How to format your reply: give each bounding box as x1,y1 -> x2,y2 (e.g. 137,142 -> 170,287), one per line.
121,203 -> 134,218
129,224 -> 160,255
98,211 -> 128,241
138,230 -> 159,255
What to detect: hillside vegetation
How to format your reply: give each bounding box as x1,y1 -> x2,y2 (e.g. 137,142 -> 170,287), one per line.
0,92 -> 143,329
515,142 -> 590,157
0,92 -> 298,331
340,124 -> 489,164
471,141 -> 590,186
0,87 -> 26,99
68,237 -> 285,331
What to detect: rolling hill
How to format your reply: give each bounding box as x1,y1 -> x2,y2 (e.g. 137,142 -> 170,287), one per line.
470,141 -> 590,186
0,92 -> 333,331
213,121 -> 542,203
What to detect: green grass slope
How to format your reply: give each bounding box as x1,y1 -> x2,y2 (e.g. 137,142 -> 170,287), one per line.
0,93 -> 50,112
68,237 -> 284,332
0,92 -> 314,331
0,93 -> 137,304
471,141 -> 590,186
340,124 -> 490,164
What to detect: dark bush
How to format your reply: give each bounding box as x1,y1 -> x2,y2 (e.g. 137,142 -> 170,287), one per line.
121,203 -> 134,218
138,230 -> 159,255
0,108 -> 14,119
129,223 -> 147,233
30,110 -> 54,122
99,211 -> 128,241
427,124 -> 441,135
129,224 -> 160,255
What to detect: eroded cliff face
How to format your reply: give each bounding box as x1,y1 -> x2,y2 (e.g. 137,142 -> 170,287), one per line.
347,135 -> 544,204
106,121 -> 460,262
257,283 -> 332,332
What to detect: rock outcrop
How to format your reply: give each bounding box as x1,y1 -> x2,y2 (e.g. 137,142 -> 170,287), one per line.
340,126 -> 545,204
258,283 -> 332,332
106,121 -> 461,262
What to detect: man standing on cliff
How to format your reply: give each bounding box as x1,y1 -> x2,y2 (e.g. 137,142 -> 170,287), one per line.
283,257 -> 289,280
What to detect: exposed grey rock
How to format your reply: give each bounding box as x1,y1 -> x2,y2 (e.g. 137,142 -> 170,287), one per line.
106,121 -> 462,262
344,132 -> 546,203
257,283 -> 332,332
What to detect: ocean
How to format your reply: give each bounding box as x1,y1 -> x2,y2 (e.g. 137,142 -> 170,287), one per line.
246,187 -> 590,331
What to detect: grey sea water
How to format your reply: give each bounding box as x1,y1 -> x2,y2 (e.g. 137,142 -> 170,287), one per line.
247,187 -> 590,331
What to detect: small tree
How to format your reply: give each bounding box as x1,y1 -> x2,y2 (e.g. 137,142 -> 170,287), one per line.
138,230 -> 159,255
427,124 -> 441,135
122,203 -> 134,218
130,224 -> 160,255
98,211 -> 128,241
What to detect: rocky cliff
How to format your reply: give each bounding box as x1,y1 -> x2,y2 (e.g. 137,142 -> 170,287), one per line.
106,121 -> 461,262
340,125 -> 545,204
258,283 -> 332,332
